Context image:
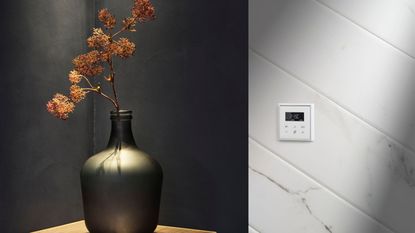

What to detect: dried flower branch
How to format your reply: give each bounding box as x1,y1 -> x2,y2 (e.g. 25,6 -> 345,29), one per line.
70,85 -> 88,103
68,70 -> 82,84
98,9 -> 116,29
132,0 -> 155,22
87,28 -> 111,49
72,50 -> 104,77
112,38 -> 136,59
46,94 -> 75,120
46,0 -> 156,120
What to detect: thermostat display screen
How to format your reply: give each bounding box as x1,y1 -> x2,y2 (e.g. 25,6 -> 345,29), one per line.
285,112 -> 304,121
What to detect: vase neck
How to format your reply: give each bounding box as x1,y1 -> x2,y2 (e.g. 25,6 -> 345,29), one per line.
107,110 -> 136,147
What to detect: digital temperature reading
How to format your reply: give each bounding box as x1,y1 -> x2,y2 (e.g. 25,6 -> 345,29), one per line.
285,112 -> 304,121
279,103 -> 314,141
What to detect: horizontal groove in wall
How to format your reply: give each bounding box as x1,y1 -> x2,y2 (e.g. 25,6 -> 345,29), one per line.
249,48 -> 415,157
313,0 -> 415,61
248,137 -> 398,233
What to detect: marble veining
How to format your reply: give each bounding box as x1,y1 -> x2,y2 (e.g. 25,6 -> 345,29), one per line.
249,0 -> 415,231
249,138 -> 396,233
250,166 -> 321,195
249,166 -> 332,232
249,47 -> 415,232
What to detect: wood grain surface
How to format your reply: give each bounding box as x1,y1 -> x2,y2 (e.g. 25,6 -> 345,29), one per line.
31,220 -> 216,233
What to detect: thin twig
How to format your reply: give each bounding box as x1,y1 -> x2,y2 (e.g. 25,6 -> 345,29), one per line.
81,75 -> 94,88
82,88 -> 118,108
89,16 -> 139,111
111,16 -> 138,38
108,57 -> 120,111
111,29 -> 125,38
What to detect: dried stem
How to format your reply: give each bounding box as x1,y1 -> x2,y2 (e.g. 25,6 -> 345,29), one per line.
107,57 -> 120,111
106,29 -> 120,112
82,74 -> 119,110
96,16 -> 140,112
82,87 -> 118,109
111,16 -> 138,38
46,1 -> 156,120
111,29 -> 124,38
81,75 -> 94,88
111,26 -> 128,38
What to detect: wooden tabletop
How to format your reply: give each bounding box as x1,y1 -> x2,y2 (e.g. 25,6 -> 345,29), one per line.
31,220 -> 215,233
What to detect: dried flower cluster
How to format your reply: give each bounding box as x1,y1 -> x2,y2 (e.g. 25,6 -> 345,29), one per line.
46,94 -> 75,120
132,0 -> 155,22
47,0 -> 156,120
72,50 -> 104,77
112,38 -> 136,58
70,85 -> 87,103
98,9 -> 116,29
87,28 -> 110,49
68,70 -> 82,84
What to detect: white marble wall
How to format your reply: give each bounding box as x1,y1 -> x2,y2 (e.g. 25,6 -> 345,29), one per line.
249,0 -> 415,233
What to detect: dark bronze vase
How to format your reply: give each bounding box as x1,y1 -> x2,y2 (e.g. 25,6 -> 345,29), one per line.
81,110 -> 163,233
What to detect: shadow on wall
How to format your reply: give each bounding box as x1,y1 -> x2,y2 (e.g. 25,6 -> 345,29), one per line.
94,0 -> 247,232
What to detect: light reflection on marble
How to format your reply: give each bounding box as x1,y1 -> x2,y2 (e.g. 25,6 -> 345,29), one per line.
249,51 -> 415,233
250,0 -> 415,153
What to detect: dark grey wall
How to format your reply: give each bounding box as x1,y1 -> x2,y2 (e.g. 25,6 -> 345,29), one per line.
94,1 -> 247,232
0,0 -> 95,232
0,0 -> 247,232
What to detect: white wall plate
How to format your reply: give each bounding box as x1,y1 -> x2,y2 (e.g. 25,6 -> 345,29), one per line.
278,103 -> 314,142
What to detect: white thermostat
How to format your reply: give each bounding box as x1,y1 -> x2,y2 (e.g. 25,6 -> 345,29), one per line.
278,103 -> 314,141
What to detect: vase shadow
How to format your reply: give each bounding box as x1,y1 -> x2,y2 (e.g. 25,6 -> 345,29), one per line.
96,141 -> 122,175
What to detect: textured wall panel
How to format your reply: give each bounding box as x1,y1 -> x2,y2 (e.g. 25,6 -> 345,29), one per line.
249,51 -> 415,233
249,139 -> 393,233
317,0 -> 415,58
250,0 -> 415,152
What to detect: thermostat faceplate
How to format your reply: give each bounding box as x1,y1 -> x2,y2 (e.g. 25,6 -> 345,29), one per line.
279,103 -> 314,141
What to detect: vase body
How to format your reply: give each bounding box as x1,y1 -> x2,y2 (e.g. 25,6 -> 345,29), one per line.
81,110 -> 163,233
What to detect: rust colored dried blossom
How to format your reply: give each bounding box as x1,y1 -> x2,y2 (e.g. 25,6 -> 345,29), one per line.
111,38 -> 136,58
98,8 -> 116,29
131,0 -> 155,22
100,50 -> 111,62
46,94 -> 75,120
87,28 -> 110,48
68,70 -> 82,84
69,85 -> 87,103
47,0 -> 157,120
122,17 -> 137,32
72,50 -> 104,77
